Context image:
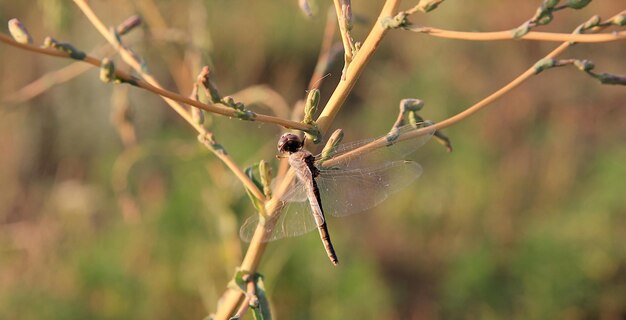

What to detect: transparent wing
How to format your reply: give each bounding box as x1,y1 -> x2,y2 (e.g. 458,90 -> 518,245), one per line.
279,160 -> 422,215
239,199 -> 318,243
316,160 -> 422,217
240,162 -> 423,242
317,122 -> 435,170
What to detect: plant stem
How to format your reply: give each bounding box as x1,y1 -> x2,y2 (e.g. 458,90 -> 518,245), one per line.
409,27 -> 626,43
0,34 -> 311,132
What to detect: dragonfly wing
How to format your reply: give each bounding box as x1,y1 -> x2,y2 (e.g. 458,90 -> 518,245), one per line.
239,199 -> 319,243
316,160 -> 423,217
318,122 -> 435,170
271,177 -> 307,202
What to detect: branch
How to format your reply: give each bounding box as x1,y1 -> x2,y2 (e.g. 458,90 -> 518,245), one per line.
405,27 -> 626,43
0,34 -> 311,132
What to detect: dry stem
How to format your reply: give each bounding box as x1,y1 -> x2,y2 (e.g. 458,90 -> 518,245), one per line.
411,27 -> 626,42
0,34 -> 311,132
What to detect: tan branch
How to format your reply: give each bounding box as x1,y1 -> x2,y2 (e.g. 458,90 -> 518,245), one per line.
410,27 -> 626,43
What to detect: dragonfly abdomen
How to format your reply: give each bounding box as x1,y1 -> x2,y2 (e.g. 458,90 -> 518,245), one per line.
318,222 -> 339,266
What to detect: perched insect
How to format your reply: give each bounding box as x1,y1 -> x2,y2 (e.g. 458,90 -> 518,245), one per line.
240,122 -> 435,265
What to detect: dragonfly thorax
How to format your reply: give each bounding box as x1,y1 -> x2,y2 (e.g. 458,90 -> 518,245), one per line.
277,133 -> 303,154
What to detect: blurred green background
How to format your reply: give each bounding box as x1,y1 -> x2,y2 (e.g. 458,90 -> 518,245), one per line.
1,1 -> 625,319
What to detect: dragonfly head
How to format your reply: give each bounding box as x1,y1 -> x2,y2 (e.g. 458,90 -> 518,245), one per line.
277,133 -> 303,153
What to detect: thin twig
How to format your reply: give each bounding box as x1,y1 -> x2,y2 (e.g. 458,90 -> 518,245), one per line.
0,34 -> 311,132
333,0 -> 354,61
407,27 -> 626,43
327,13 -> 626,165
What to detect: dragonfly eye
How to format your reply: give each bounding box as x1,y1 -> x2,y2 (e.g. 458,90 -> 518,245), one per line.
277,133 -> 303,153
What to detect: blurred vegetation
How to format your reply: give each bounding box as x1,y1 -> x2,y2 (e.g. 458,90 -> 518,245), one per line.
1,0 -> 625,319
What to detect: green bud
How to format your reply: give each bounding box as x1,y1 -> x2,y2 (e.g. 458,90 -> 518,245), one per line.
573,15 -> 602,36
542,0 -> 560,9
610,12 -> 626,26
573,59 -> 594,72
304,127 -> 322,144
234,102 -> 245,111
116,15 -> 142,36
422,0 -> 445,12
380,13 -> 408,29
42,36 -> 56,48
197,66 -> 221,103
259,160 -> 272,198
400,98 -> 424,112
512,22 -> 531,38
99,58 -> 116,83
533,58 -> 557,74
222,96 -> 236,107
42,36 -> 86,60
320,129 -> 344,162
233,109 -> 256,121
566,0 -> 592,10
303,89 -> 320,124
536,10 -> 553,25
8,18 -> 33,44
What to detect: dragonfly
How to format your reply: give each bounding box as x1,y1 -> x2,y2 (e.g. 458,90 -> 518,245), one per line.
240,122 -> 435,266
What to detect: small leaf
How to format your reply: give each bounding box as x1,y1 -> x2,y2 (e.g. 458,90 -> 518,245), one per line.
251,275 -> 272,320
229,268 -> 248,293
244,165 -> 265,210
